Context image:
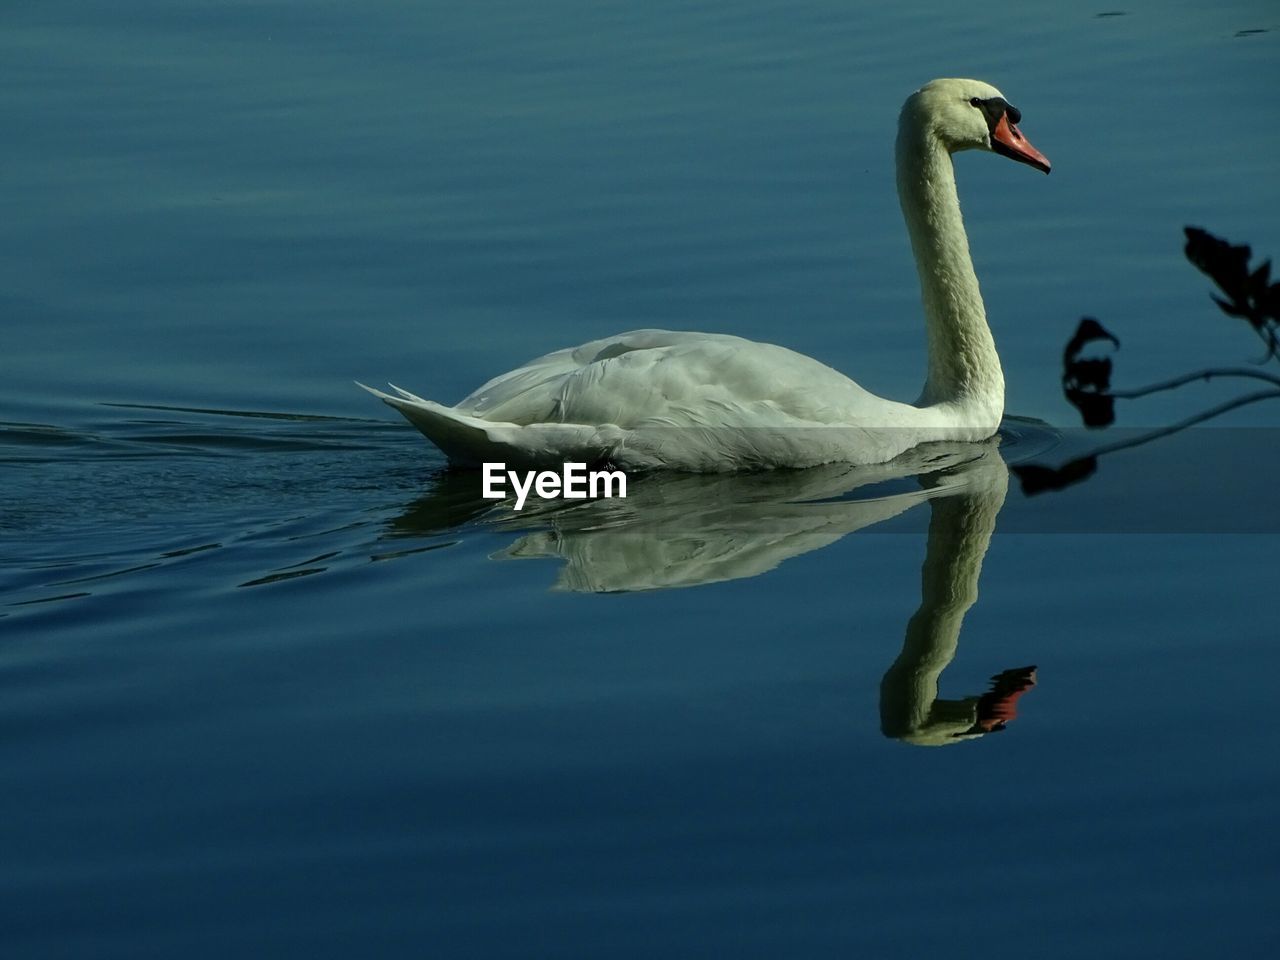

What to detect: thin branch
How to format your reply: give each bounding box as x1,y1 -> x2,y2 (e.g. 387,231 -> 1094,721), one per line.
1082,388 -> 1280,460
1108,366 -> 1280,401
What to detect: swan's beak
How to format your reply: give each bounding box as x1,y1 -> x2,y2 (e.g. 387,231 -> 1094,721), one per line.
991,113 -> 1051,174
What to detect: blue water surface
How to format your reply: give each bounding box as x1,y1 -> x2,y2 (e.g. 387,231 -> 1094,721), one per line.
3,1 -> 1279,957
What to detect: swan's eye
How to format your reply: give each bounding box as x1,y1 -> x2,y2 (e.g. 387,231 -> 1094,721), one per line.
969,97 -> 983,107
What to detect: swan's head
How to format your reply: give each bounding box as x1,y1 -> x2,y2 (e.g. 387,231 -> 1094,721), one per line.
902,78 -> 1051,174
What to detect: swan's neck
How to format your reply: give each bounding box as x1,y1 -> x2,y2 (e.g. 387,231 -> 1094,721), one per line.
896,127 -> 1004,417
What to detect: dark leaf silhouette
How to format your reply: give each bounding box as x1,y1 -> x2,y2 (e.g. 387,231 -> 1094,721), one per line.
1018,228 -> 1280,499
1184,226 -> 1280,357
1058,230 -> 1279,432
1061,317 -> 1120,427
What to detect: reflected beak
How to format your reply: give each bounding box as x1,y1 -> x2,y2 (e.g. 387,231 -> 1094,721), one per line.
991,113 -> 1051,174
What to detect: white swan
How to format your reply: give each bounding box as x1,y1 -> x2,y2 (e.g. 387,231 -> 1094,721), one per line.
362,78 -> 1050,471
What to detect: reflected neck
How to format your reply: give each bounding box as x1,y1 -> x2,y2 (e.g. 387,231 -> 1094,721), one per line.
880,462 -> 1008,743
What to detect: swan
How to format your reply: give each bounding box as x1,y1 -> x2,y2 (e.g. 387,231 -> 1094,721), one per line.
493,442 -> 1006,593
362,78 -> 1050,471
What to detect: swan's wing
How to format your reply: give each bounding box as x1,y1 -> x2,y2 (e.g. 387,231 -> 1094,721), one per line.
454,329 -> 894,428
452,330 -> 726,423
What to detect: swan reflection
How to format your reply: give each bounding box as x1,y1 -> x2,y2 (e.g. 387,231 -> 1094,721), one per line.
390,433 -> 1041,745
495,446 -> 985,593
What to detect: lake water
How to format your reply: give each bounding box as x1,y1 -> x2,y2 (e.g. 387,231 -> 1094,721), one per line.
3,1 -> 1279,956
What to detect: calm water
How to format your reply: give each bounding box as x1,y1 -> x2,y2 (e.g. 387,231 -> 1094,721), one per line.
4,1 -> 1280,957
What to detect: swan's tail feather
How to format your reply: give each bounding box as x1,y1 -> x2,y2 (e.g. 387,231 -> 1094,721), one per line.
356,381 -> 619,468
355,381 -> 427,404
387,383 -> 426,403
358,382 -> 506,465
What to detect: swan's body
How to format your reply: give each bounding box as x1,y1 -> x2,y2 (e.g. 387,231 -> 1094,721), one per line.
364,79 -> 1050,471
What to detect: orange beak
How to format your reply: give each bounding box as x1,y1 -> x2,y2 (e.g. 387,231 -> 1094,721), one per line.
992,113 -> 1051,174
